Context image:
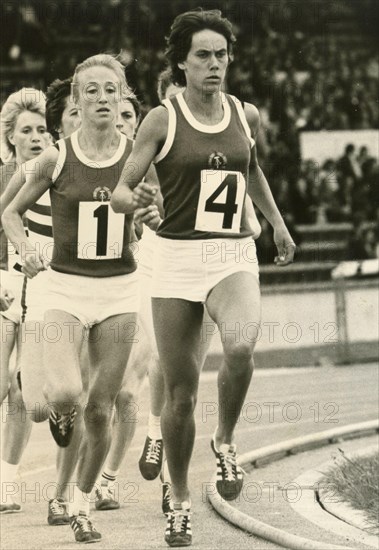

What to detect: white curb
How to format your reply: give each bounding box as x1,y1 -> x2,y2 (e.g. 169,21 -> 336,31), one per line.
207,419 -> 378,549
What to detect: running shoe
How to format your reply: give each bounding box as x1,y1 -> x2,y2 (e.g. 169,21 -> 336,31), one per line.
94,485 -> 120,511
47,497 -> 69,525
165,502 -> 192,547
160,460 -> 172,516
138,436 -> 163,480
0,501 -> 21,514
70,513 -> 101,543
211,439 -> 244,501
49,408 -> 77,447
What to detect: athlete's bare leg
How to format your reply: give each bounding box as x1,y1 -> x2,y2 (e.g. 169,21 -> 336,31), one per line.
148,357 -> 166,417
2,372 -> 32,462
137,280 -> 166,418
19,320 -> 50,422
42,310 -> 84,415
152,299 -> 204,504
104,333 -> 149,473
0,318 -> 17,403
1,372 -> 33,509
55,346 -> 89,501
206,272 -> 260,447
76,312 -> 136,493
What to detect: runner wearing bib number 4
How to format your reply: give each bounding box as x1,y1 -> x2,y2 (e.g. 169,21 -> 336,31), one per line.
2,54 -> 153,545
112,9 -> 296,547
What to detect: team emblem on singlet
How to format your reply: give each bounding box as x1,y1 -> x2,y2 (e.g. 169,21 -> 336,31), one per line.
208,151 -> 227,170
196,148 -> 246,233
78,185 -> 124,260
93,186 -> 112,202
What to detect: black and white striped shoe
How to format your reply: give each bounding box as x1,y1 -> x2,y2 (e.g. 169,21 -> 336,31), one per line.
47,497 -> 69,525
49,409 -> 77,448
70,513 -> 101,543
94,484 -> 120,511
211,439 -> 244,501
165,502 -> 192,547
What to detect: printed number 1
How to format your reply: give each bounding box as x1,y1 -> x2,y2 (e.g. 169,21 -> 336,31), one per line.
204,174 -> 238,229
93,204 -> 108,256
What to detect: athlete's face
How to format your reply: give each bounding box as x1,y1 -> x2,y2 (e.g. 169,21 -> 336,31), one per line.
9,111 -> 49,163
76,66 -> 120,126
116,99 -> 138,138
178,29 -> 229,94
59,96 -> 81,138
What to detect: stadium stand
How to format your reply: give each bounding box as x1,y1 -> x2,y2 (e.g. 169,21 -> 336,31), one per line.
1,0 -> 378,285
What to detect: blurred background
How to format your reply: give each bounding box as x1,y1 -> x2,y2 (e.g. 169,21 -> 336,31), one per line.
1,0 -> 378,365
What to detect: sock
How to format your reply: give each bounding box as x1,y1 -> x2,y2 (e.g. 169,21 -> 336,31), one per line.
69,485 -> 90,517
100,468 -> 119,487
173,498 -> 191,510
147,412 -> 162,440
1,461 -> 19,503
213,427 -> 234,450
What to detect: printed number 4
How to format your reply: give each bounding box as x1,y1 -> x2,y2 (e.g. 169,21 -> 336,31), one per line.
205,174 -> 238,229
195,170 -> 245,233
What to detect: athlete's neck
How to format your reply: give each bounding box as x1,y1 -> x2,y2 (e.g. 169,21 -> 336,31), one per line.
76,125 -> 121,161
182,88 -> 224,125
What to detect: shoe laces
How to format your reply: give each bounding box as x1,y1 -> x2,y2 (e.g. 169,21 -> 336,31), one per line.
170,509 -> 190,534
57,410 -> 77,436
50,498 -> 66,516
146,439 -> 162,464
75,515 -> 96,533
219,447 -> 245,481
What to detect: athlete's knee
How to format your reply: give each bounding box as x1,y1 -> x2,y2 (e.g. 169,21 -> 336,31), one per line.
224,341 -> 254,374
44,381 -> 83,409
84,399 -> 113,434
166,386 -> 197,418
23,401 -> 48,423
117,387 -> 138,408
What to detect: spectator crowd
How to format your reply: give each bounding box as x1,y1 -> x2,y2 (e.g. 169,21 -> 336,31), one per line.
1,0 -> 378,256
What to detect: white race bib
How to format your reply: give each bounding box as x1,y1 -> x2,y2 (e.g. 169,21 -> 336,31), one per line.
77,201 -> 124,260
195,170 -> 246,233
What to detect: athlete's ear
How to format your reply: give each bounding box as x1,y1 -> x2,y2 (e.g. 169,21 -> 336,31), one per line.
8,133 -> 15,146
178,62 -> 186,71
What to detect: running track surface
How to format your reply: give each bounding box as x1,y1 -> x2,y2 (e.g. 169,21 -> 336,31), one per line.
1,363 -> 378,549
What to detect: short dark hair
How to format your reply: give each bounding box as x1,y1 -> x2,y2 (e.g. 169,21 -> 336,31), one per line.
165,9 -> 236,87
121,93 -> 141,122
45,78 -> 72,140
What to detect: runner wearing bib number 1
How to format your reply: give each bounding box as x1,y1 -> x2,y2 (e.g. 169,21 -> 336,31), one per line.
112,9 -> 296,547
2,54 -> 149,544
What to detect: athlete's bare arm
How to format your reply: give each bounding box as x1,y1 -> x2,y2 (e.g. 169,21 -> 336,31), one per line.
2,146 -> 58,277
0,159 -> 37,218
244,102 -> 296,266
111,106 -> 168,215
